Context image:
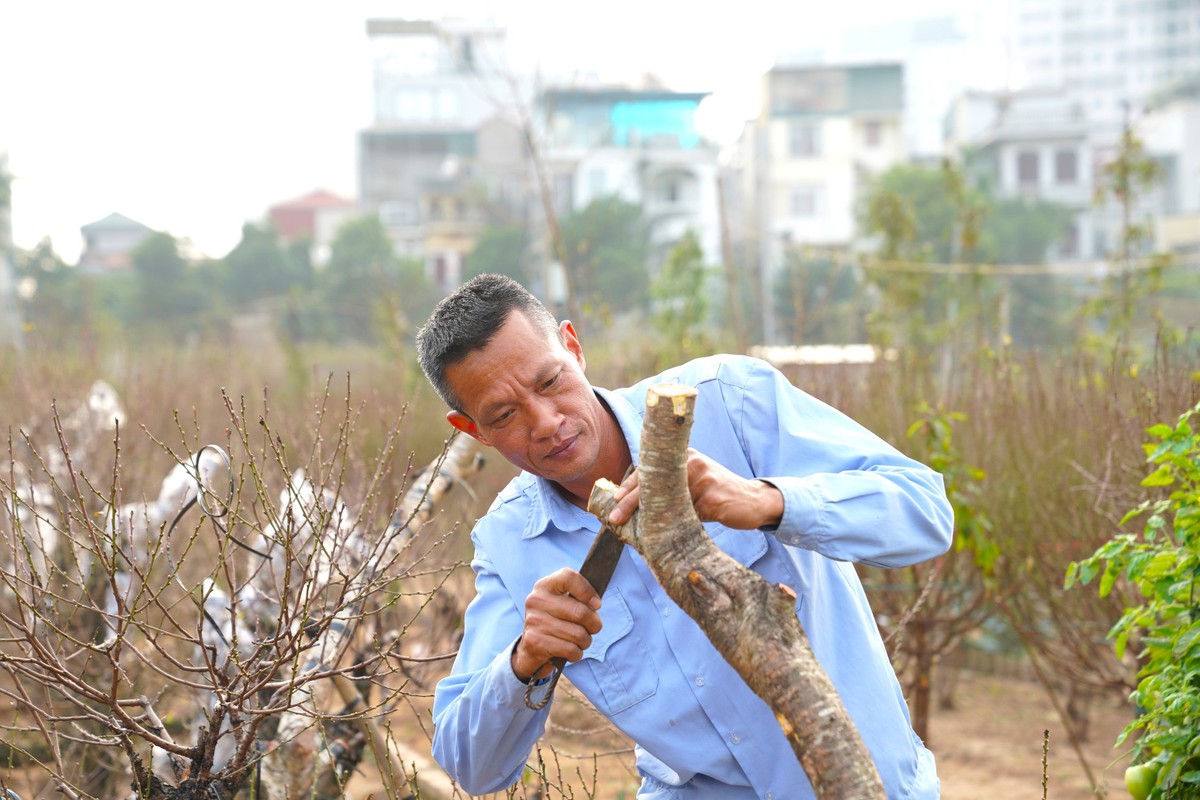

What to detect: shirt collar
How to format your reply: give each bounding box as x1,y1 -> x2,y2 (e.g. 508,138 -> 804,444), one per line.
521,385 -> 644,540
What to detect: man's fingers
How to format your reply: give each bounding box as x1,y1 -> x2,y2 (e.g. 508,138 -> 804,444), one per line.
607,485 -> 640,526
538,567 -> 602,611
513,568 -> 606,680
608,469 -> 640,526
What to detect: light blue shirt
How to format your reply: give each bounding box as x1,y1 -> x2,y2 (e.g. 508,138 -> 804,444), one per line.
432,355 -> 953,799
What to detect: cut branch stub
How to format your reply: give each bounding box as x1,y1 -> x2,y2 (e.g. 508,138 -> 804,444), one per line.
588,383 -> 886,800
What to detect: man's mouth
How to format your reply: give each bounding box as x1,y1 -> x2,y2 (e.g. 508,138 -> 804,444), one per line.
545,435 -> 578,459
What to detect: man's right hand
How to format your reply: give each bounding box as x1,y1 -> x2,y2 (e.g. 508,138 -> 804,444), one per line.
512,568 -> 603,683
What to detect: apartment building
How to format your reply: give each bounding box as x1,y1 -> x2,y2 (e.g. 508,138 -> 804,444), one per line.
1011,0 -> 1200,142
743,63 -> 905,250
358,18 -> 530,292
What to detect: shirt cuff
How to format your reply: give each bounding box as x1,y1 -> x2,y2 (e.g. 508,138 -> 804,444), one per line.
759,476 -> 826,548
491,636 -> 550,713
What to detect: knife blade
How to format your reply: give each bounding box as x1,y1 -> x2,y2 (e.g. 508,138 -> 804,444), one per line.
524,506 -> 630,710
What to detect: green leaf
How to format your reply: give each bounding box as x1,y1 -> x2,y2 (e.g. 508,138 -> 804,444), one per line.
1144,550 -> 1180,580
1142,465 -> 1175,487
1114,628 -> 1130,660
1099,563 -> 1118,598
1173,627 -> 1200,660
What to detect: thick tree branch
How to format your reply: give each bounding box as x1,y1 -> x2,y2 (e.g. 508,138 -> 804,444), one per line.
587,383 -> 886,800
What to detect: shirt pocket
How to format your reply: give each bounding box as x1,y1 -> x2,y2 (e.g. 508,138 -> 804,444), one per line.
573,587 -> 659,715
709,525 -> 806,615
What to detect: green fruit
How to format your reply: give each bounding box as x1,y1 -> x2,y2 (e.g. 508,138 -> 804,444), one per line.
1124,763 -> 1158,800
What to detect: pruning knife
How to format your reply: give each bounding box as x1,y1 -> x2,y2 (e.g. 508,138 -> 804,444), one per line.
523,511 -> 628,710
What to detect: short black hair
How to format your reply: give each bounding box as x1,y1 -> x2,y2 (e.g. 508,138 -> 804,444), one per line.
416,274 -> 559,412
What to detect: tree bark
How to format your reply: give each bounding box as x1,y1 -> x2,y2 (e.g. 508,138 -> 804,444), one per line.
587,384 -> 886,800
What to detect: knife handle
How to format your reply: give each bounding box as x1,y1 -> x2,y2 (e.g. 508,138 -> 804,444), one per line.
523,657 -> 565,710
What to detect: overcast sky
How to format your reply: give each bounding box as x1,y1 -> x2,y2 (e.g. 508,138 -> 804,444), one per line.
1,0 -> 1004,262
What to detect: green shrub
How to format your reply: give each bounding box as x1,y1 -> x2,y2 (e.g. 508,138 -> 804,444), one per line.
1067,400 -> 1200,797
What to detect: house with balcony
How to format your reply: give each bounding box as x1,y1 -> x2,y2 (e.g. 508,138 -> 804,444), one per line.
540,86 -> 721,271
945,88 -> 1097,261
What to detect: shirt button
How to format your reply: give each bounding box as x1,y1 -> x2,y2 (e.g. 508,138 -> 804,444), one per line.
694,676 -> 705,687
766,793 -> 776,800
663,607 -> 671,617
731,732 -> 742,744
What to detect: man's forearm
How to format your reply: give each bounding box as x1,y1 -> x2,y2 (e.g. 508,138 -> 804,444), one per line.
432,642 -> 552,795
763,468 -> 953,567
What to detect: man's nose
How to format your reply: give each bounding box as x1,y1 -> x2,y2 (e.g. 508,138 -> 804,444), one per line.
528,397 -> 561,439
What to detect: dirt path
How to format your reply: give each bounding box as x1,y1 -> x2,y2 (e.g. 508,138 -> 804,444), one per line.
935,671 -> 1131,799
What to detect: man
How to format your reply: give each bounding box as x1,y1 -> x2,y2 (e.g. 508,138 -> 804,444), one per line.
416,274 -> 953,799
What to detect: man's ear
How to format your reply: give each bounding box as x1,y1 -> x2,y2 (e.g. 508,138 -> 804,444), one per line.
559,320 -> 586,371
447,410 -> 490,446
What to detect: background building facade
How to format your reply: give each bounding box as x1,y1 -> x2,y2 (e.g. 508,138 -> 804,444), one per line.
1010,0 -> 1200,142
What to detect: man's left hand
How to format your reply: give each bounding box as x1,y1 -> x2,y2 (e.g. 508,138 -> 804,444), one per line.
607,448 -> 784,530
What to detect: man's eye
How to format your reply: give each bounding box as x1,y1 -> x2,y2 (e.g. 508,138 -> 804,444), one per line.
542,373 -> 560,389
493,410 -> 514,425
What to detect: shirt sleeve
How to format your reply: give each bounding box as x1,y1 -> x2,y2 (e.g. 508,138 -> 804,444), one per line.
430,548 -> 551,795
730,359 -> 954,568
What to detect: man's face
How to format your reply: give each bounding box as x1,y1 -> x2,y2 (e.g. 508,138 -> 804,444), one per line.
444,311 -> 606,493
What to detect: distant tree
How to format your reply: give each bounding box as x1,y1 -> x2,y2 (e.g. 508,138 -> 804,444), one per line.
865,165 -> 966,263
307,214 -> 436,344
130,231 -> 209,341
560,196 -> 649,317
0,163 -> 10,211
13,238 -> 83,341
859,172 -> 950,352
985,198 -> 1074,266
285,237 -> 315,283
860,161 -> 1076,351
650,231 -> 715,363
985,197 -> 1077,348
864,162 -> 1075,266
221,222 -> 312,305
466,223 -> 531,285
774,247 -> 868,344
1083,126 -> 1174,349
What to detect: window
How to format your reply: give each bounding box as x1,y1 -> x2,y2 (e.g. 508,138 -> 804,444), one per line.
790,185 -> 822,217
863,121 -> 882,147
1017,151 -> 1040,186
788,123 -> 821,157
1055,150 -> 1078,184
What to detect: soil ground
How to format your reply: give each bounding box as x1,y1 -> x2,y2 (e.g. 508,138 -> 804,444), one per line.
348,667 -> 1134,799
